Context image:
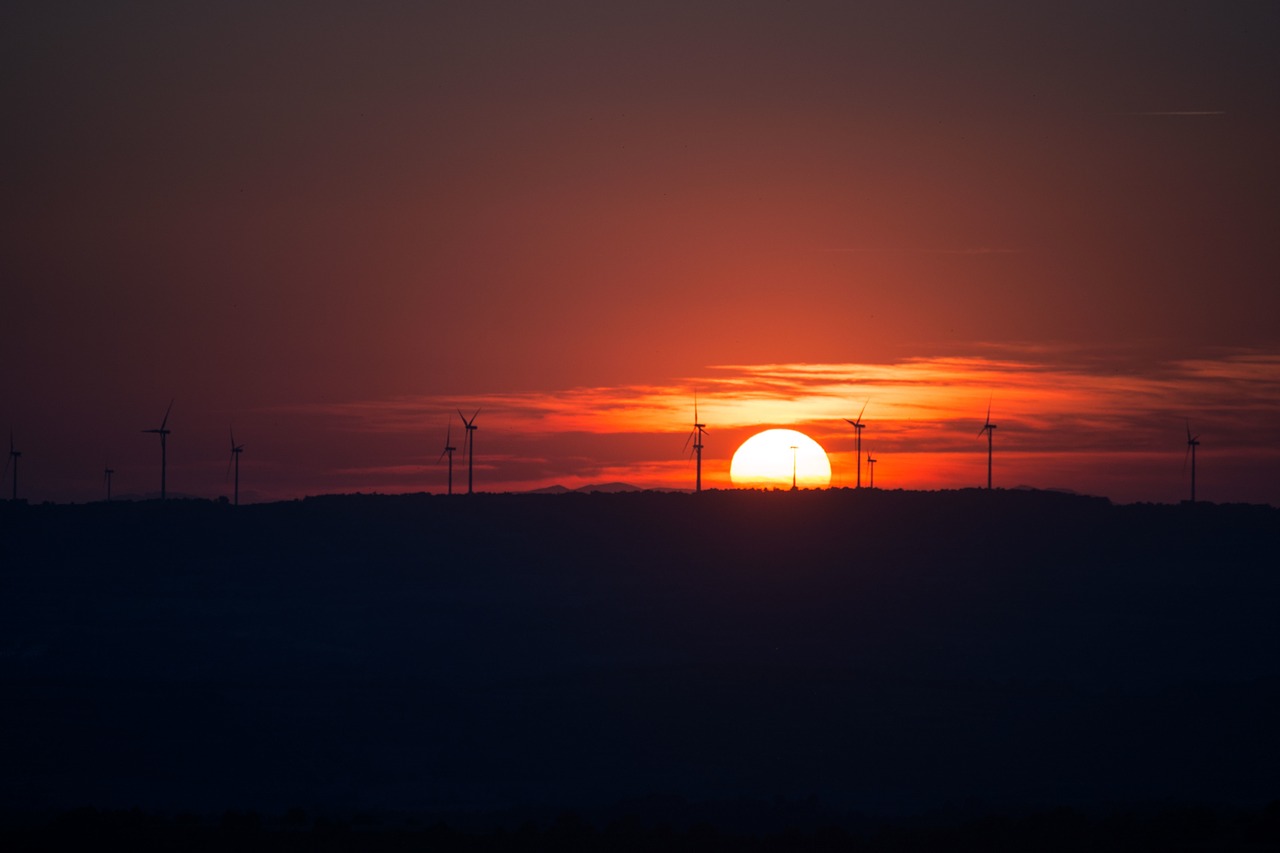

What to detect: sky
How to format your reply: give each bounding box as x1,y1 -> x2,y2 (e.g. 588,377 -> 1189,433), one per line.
3,1 -> 1278,505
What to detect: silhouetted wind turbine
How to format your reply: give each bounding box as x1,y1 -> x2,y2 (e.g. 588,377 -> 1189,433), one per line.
867,451 -> 877,489
228,429 -> 244,506
683,395 -> 707,493
978,399 -> 997,490
104,464 -> 114,502
142,399 -> 173,500
437,423 -> 457,495
1185,421 -> 1201,503
790,444 -> 799,491
458,409 -> 479,494
4,431 -> 20,501
844,399 -> 869,488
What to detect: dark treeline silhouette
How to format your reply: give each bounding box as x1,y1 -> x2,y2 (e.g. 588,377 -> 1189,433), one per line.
2,489 -> 1277,835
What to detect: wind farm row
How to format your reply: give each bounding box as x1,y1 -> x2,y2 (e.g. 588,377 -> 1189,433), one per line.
5,396 -> 1208,505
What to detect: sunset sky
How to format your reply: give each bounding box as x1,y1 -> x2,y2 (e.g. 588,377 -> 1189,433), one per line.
3,1 -> 1278,505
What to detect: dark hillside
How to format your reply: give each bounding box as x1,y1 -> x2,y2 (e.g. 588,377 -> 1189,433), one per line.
2,490 -> 1277,827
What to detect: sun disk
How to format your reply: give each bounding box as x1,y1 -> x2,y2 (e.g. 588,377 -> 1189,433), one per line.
730,429 -> 832,489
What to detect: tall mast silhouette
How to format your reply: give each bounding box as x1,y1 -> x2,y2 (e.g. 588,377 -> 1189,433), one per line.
790,444 -> 799,491
437,423 -> 457,495
4,432 -> 20,501
1185,422 -> 1201,503
844,400 -> 868,488
228,429 -> 244,506
867,451 -> 877,489
683,394 -> 707,493
104,464 -> 115,502
458,409 -> 479,494
978,399 -> 997,490
142,400 -> 173,500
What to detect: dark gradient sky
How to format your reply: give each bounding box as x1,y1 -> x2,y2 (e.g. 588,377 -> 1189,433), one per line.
3,1 -> 1278,503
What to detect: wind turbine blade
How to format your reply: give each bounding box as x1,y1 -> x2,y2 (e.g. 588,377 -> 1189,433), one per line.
226,452 -> 234,480
683,429 -> 694,454
856,398 -> 868,423
161,399 -> 174,430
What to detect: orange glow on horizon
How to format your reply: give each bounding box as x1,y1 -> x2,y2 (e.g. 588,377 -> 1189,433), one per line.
257,349 -> 1280,503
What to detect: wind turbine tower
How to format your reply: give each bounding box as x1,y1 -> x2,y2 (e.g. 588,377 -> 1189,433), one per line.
5,432 -> 20,501
104,465 -> 115,501
1185,422 -> 1201,503
844,400 -> 868,488
458,410 -> 479,494
684,395 -> 708,493
142,400 -> 173,500
228,429 -> 244,506
867,452 -> 877,489
979,400 -> 997,490
790,444 -> 799,491
437,423 -> 457,495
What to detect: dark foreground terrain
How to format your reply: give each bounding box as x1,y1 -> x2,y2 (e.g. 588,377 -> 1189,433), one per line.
2,489 -> 1278,845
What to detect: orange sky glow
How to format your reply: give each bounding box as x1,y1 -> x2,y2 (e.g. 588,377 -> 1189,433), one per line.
238,348 -> 1279,505
2,3 -> 1276,508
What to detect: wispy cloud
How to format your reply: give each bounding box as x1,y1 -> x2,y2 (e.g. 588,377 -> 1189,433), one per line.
1130,110 -> 1226,116
820,246 -> 1030,255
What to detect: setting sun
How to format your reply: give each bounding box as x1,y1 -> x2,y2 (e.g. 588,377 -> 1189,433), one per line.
730,429 -> 832,489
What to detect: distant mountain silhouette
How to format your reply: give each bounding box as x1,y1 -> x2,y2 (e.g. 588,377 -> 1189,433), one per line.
1013,483 -> 1080,494
526,482 -> 645,494
573,481 -> 644,493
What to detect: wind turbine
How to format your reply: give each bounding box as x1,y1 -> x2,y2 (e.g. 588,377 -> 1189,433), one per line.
978,399 -> 997,490
4,432 -> 20,501
458,409 -> 479,494
437,423 -> 457,495
1185,422 -> 1201,503
683,394 -> 707,493
228,429 -> 244,506
104,464 -> 114,502
867,451 -> 877,489
844,399 -> 868,488
142,399 -> 173,500
790,444 -> 799,491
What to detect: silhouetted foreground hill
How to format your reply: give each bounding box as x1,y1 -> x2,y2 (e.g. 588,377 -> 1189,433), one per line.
2,489 -> 1277,839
